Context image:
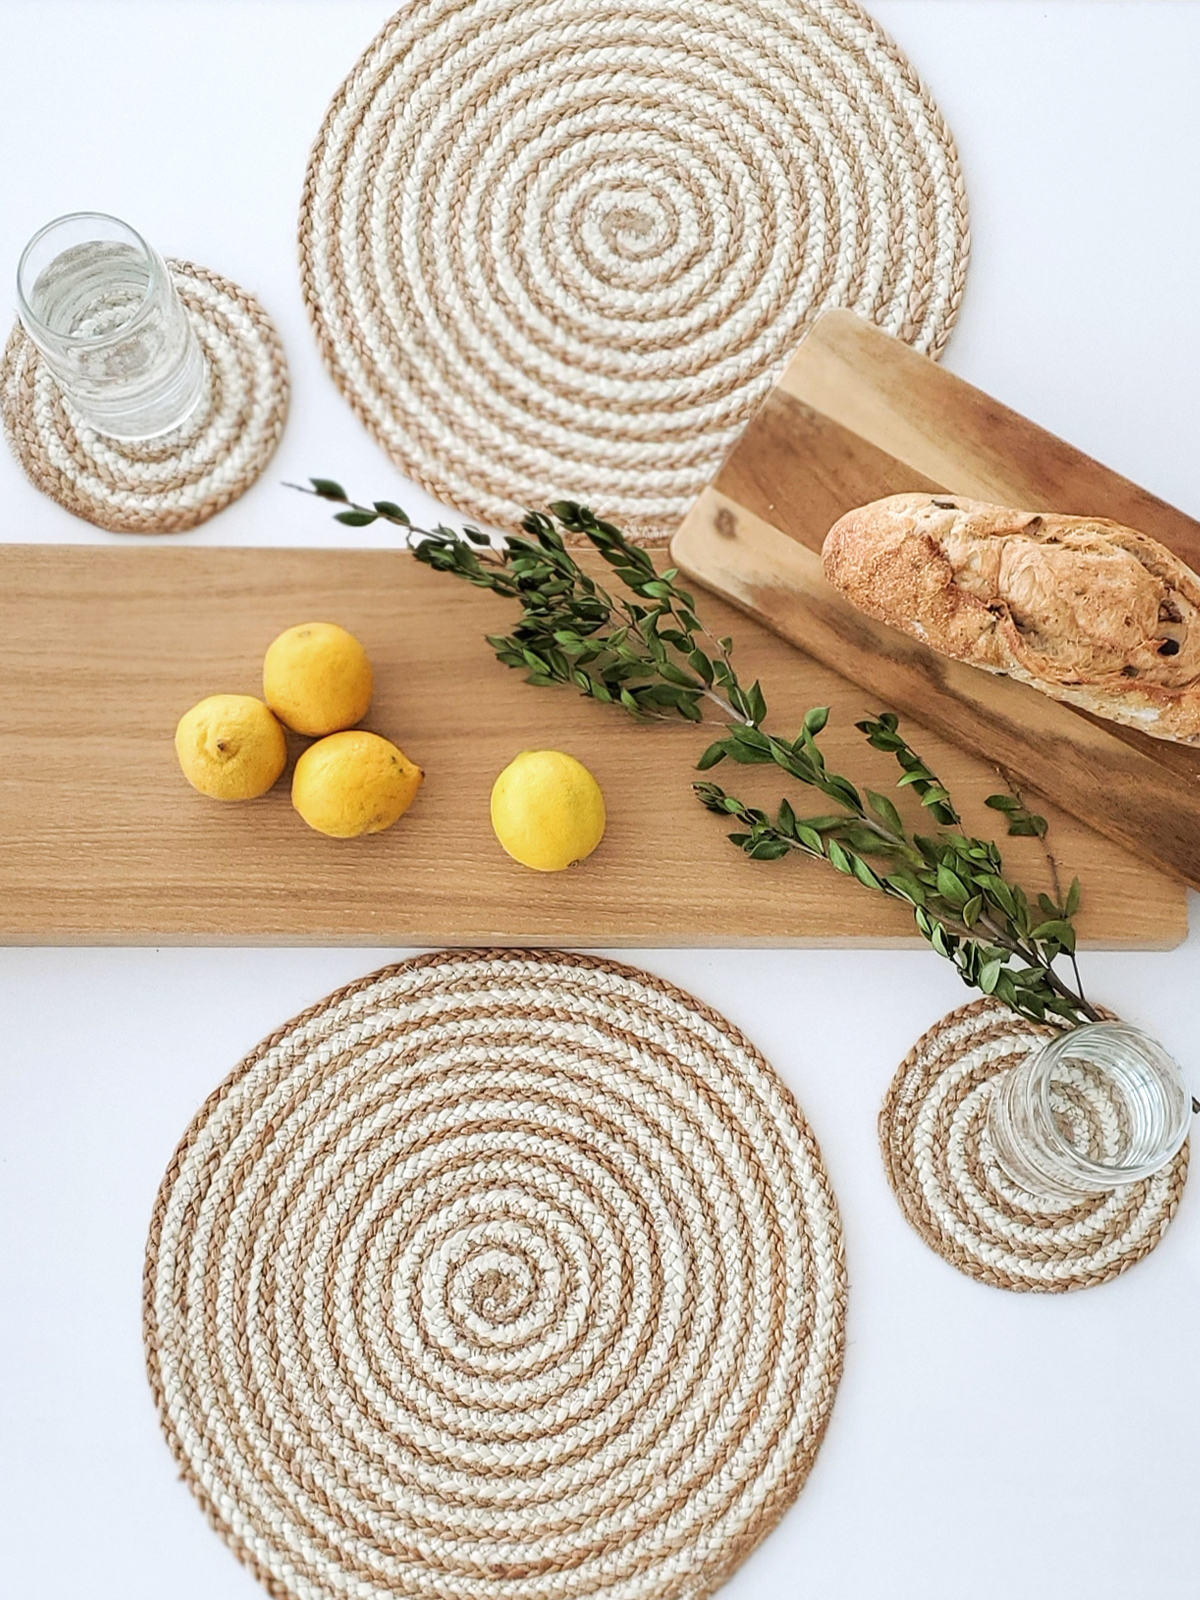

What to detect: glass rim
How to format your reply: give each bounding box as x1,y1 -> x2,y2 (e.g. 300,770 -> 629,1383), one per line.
1032,1020 -> 1191,1183
16,211 -> 164,349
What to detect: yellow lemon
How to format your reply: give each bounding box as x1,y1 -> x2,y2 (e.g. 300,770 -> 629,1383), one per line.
292,730 -> 423,838
263,622 -> 374,736
490,750 -> 606,871
175,694 -> 287,800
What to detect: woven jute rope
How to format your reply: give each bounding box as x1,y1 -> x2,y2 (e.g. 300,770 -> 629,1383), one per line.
880,998 -> 1189,1293
145,950 -> 846,1600
299,0 -> 969,543
1,262 -> 288,534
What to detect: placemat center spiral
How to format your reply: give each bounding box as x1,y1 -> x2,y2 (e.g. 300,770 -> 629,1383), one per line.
145,951 -> 846,1600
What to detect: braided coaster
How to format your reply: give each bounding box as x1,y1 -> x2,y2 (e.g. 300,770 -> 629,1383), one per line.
299,0 -> 969,542
145,951 -> 846,1600
1,261 -> 288,534
880,999 -> 1189,1293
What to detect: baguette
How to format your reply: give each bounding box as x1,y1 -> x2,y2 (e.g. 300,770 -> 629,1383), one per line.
821,492 -> 1200,745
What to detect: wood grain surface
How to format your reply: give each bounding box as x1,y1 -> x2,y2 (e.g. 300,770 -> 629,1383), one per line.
0,543 -> 1183,946
673,309 -> 1200,888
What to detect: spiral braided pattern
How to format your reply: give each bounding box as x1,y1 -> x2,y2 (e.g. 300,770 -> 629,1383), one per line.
1,262 -> 288,535
880,999 -> 1189,1293
299,0 -> 969,541
145,951 -> 846,1600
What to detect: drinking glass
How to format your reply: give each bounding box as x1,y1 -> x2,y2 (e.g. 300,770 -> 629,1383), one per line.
987,1020 -> 1191,1201
16,212 -> 206,440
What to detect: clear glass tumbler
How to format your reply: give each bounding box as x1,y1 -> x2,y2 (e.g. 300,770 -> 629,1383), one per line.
16,212 -> 206,440
987,1021 -> 1191,1201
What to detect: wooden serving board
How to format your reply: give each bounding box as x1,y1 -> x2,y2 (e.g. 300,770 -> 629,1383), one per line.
0,543 -> 1183,946
672,309 -> 1200,891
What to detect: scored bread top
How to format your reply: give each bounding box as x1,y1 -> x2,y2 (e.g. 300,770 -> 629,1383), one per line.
821,492 -> 1200,744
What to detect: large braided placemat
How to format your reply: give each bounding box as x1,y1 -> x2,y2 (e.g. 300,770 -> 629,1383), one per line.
1,262 -> 288,534
299,0 -> 969,542
880,999 -> 1189,1293
144,951 -> 846,1600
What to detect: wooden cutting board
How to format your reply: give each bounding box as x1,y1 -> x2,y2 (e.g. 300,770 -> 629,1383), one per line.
672,309 -> 1200,891
0,543 -> 1183,946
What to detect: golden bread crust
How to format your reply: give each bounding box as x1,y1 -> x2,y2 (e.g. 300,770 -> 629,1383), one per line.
821,493 -> 1200,745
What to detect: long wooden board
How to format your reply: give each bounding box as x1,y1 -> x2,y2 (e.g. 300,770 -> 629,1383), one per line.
672,309 -> 1200,888
0,543 -> 1183,946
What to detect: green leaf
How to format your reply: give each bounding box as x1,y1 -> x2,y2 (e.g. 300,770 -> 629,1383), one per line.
687,649 -> 714,686
725,728 -> 773,763
693,782 -> 728,812
1030,919 -> 1077,953
841,826 -> 893,855
866,789 -> 904,834
935,864 -> 970,906
309,477 -> 347,500
695,741 -> 730,771
1011,884 -> 1032,937
372,500 -> 410,523
747,681 -> 768,725
334,509 -> 378,526
822,776 -> 863,812
979,874 -> 1018,920
851,855 -> 883,890
886,870 -> 927,906
749,837 -> 792,860
826,840 -> 852,874
978,958 -> 1003,994
804,706 -> 830,737
1066,877 -> 1082,917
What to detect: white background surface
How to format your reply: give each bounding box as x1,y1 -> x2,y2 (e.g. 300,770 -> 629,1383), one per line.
2,3 -> 1200,1597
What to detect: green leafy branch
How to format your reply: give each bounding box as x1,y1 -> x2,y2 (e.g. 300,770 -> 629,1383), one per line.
290,482 -> 762,726
294,480 -> 1099,1028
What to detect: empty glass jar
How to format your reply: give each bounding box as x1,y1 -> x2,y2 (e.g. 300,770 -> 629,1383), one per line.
987,1020 -> 1191,1201
16,212 -> 205,440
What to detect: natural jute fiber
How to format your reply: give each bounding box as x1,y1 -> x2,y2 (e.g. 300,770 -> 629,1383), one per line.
880,998 -> 1189,1293
299,0 -> 969,542
144,950 -> 846,1600
1,262 -> 288,534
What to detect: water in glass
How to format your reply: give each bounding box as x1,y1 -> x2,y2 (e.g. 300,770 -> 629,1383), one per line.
17,214 -> 205,440
987,1021 -> 1191,1202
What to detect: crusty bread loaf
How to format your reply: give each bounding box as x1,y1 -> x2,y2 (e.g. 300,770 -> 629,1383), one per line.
821,492 -> 1200,745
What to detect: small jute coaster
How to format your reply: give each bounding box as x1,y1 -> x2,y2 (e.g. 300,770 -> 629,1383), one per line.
145,950 -> 846,1600
299,0 -> 970,542
880,998 -> 1189,1293
1,261 -> 288,534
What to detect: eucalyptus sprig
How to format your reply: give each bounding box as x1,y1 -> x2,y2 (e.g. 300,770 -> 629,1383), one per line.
294,480 -> 1099,1028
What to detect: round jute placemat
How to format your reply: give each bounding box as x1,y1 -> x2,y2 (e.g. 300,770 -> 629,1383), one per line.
144,950 -> 846,1600
299,0 -> 969,542
880,998 -> 1189,1293
1,262 -> 288,534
